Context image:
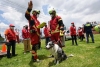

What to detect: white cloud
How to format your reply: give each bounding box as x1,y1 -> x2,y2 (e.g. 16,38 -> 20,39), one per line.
82,13 -> 100,22
0,0 -> 100,37
0,22 -> 8,28
0,22 -> 8,37
1,6 -> 28,28
1,7 -> 22,21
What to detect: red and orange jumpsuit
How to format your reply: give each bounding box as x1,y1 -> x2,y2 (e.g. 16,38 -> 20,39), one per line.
25,8 -> 40,60
49,15 -> 64,47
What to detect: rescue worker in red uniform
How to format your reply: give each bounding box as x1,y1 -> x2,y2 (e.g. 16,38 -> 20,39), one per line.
22,25 -> 31,54
5,24 -> 18,58
43,24 -> 51,46
60,25 -> 66,47
49,9 -> 64,47
70,22 -> 78,45
25,0 -> 41,62
77,27 -> 84,41
15,29 -> 19,43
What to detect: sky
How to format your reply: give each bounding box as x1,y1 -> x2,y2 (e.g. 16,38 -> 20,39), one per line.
0,0 -> 100,37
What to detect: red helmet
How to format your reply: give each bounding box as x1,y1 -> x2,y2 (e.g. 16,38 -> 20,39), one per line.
9,24 -> 15,27
71,22 -> 74,24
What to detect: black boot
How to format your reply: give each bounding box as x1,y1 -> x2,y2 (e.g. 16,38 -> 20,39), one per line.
31,56 -> 36,62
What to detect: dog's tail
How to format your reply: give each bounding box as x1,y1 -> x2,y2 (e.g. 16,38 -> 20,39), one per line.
67,54 -> 74,58
62,54 -> 74,60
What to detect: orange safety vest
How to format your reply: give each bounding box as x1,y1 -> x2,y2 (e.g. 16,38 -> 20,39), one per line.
5,29 -> 16,41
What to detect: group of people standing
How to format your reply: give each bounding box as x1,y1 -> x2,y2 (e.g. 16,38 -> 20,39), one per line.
3,0 -> 95,63
24,0 -> 65,62
69,21 -> 95,46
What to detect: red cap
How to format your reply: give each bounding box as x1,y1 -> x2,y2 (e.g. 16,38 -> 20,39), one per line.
71,22 -> 74,24
9,24 -> 15,27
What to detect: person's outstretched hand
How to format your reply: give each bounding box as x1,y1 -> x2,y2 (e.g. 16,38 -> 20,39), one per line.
28,0 -> 33,9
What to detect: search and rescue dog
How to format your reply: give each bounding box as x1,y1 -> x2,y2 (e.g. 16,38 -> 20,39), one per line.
46,41 -> 67,64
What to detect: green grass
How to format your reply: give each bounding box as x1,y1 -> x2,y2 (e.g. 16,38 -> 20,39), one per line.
0,34 -> 100,67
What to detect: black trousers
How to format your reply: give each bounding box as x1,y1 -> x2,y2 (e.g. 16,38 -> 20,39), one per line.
32,44 -> 38,52
38,42 -> 41,49
45,37 -> 50,46
7,40 -> 16,58
71,35 -> 78,45
86,32 -> 94,43
79,35 -> 84,41
31,44 -> 38,60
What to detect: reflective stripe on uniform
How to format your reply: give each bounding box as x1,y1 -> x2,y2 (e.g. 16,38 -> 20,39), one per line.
30,16 -> 40,36
51,30 -> 60,34
85,24 -> 90,26
26,11 -> 30,14
33,26 -> 40,36
51,24 -> 60,34
60,30 -> 64,36
32,51 -> 37,56
58,18 -> 62,22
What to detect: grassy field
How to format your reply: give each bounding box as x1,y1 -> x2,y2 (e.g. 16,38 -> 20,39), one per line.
0,34 -> 100,67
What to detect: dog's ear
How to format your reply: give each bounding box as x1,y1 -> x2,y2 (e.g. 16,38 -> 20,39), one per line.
51,41 -> 54,46
52,40 -> 55,43
49,41 -> 54,46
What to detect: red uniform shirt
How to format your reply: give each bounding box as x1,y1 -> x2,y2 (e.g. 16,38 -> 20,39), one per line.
31,16 -> 40,34
77,29 -> 83,36
44,27 -> 51,37
49,15 -> 61,43
50,15 -> 61,31
22,28 -> 30,39
70,26 -> 76,36
25,12 -> 40,45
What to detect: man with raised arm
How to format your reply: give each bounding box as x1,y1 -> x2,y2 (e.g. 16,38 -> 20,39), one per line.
25,0 -> 42,62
